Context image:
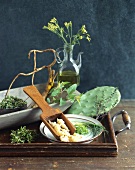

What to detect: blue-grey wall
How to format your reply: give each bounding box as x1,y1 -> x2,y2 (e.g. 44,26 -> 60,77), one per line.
0,0 -> 135,98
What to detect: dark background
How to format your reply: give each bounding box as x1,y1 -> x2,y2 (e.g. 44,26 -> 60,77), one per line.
0,0 -> 135,98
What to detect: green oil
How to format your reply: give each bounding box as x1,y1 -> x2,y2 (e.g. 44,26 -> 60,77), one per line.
57,70 -> 80,86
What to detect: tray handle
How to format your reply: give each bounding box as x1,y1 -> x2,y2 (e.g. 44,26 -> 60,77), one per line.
111,110 -> 131,136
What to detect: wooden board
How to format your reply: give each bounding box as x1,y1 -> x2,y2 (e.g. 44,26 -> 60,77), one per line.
0,113 -> 118,157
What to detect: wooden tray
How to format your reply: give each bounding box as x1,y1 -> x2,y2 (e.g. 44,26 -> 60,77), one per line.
0,113 -> 119,157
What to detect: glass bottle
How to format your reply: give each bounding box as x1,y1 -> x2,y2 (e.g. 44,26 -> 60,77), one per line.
55,43 -> 83,86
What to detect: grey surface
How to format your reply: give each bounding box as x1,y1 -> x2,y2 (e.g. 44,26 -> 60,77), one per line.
0,0 -> 135,98
0,84 -> 77,130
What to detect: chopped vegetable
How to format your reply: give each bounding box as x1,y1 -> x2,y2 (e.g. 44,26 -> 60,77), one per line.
74,122 -> 105,135
75,123 -> 89,135
0,96 -> 27,109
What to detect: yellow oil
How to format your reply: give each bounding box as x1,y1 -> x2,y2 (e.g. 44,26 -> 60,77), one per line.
57,70 -> 80,86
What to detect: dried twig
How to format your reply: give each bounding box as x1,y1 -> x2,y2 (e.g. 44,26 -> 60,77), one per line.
5,49 -> 57,97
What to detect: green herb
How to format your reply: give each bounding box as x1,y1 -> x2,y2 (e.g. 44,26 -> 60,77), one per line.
46,82 -> 80,106
10,126 -> 37,143
75,122 -> 105,135
0,96 -> 27,109
43,17 -> 91,45
84,122 -> 105,136
75,123 -> 89,135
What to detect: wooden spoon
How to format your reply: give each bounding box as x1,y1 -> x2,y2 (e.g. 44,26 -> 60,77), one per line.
23,85 -> 76,140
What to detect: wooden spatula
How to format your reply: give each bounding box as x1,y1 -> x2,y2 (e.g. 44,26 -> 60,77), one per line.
23,85 -> 76,140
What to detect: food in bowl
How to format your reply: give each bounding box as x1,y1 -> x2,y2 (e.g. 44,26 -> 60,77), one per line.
48,118 -> 82,142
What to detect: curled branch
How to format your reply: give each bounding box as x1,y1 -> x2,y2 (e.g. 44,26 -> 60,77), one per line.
5,49 -> 57,97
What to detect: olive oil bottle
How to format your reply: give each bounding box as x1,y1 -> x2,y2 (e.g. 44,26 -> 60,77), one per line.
55,44 -> 82,86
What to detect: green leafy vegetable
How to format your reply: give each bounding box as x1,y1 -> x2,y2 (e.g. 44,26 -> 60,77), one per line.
59,98 -> 66,106
0,96 -> 27,109
67,84 -> 77,95
10,126 -> 37,143
46,82 -> 79,106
